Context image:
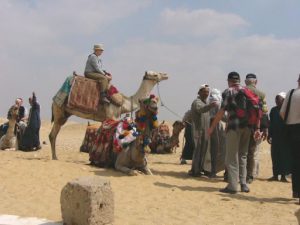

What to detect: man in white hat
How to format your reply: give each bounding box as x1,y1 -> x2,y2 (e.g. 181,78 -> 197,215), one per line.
188,84 -> 218,177
84,44 -> 111,103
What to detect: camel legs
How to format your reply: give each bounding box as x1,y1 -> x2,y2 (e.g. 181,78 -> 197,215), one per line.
114,156 -> 138,176
49,121 -> 63,160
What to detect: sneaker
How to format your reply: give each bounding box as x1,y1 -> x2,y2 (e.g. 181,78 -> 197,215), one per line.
219,187 -> 237,194
280,176 -> 289,183
241,184 -> 250,193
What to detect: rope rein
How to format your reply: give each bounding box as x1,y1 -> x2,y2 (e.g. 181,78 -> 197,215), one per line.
156,82 -> 183,120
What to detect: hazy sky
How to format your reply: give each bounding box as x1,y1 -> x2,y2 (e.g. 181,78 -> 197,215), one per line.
1,0 -> 300,121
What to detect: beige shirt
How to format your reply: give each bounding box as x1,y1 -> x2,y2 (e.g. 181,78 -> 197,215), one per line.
280,87 -> 300,124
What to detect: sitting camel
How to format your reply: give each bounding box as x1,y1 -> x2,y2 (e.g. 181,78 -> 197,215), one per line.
150,120 -> 185,154
89,95 -> 159,175
0,105 -> 19,150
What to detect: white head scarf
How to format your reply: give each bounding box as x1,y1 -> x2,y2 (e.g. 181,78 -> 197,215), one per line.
277,92 -> 286,99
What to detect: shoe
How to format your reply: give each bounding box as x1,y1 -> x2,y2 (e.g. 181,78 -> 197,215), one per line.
35,146 -> 42,150
180,159 -> 187,165
209,173 -> 217,178
246,176 -> 253,184
280,176 -> 289,183
101,97 -> 110,104
188,170 -> 202,177
268,176 -> 279,181
241,184 -> 250,193
219,187 -> 237,194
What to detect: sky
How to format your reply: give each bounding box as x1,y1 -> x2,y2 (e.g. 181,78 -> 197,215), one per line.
1,0 -> 300,121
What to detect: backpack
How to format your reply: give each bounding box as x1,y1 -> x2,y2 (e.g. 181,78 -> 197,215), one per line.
234,87 -> 262,128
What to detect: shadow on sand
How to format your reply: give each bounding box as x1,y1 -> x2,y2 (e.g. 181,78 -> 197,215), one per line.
154,181 -> 220,193
295,208 -> 300,225
150,168 -> 224,183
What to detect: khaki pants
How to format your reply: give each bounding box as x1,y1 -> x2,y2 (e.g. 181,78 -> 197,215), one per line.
225,127 -> 251,191
247,134 -> 262,178
85,72 -> 109,91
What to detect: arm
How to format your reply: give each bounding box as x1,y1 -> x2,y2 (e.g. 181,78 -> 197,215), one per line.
192,99 -> 216,114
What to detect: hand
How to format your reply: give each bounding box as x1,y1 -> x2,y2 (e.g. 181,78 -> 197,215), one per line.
253,130 -> 263,142
210,101 -> 219,108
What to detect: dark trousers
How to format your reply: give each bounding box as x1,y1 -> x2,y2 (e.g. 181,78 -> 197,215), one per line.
287,124 -> 300,197
291,139 -> 300,196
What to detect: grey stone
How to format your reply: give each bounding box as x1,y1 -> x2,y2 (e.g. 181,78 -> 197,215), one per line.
61,176 -> 114,225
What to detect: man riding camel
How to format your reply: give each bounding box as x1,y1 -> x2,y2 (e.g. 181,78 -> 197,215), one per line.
84,44 -> 112,104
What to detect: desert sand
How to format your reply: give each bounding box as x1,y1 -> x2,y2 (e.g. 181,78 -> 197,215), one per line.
0,118 -> 299,225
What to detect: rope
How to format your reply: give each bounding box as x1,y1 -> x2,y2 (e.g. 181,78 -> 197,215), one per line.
156,82 -> 183,120
156,82 -> 191,125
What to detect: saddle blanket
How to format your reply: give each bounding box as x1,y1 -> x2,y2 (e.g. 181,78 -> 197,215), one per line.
67,76 -> 100,113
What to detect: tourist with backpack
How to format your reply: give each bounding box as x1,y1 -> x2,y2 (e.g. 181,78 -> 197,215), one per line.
244,73 -> 268,184
208,72 -> 261,194
280,75 -> 300,205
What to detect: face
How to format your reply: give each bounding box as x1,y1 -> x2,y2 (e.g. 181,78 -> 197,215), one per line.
199,88 -> 210,100
275,95 -> 284,107
94,49 -> 103,56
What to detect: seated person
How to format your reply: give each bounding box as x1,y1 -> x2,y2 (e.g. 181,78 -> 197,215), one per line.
84,44 -> 112,103
0,98 -> 27,137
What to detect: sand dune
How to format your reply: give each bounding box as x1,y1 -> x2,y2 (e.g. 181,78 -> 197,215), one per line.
0,119 -> 299,225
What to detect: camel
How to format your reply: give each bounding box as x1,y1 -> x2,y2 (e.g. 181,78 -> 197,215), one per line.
90,96 -> 159,175
150,121 -> 185,154
0,105 -> 19,150
49,71 -> 168,160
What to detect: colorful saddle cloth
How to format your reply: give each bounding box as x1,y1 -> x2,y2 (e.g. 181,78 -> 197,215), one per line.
67,76 -> 101,113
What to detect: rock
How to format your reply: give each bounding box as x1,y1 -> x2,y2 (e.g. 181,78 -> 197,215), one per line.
61,176 -> 114,225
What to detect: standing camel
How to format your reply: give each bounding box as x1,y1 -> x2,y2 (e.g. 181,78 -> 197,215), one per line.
0,105 -> 19,150
49,71 -> 168,159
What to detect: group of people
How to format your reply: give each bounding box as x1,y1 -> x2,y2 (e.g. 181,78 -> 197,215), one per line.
0,92 -> 41,151
180,72 -> 300,204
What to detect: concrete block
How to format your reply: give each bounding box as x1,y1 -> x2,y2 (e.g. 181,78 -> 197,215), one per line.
61,176 -> 114,225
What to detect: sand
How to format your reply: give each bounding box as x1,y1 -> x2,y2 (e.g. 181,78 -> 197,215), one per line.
0,118 -> 299,225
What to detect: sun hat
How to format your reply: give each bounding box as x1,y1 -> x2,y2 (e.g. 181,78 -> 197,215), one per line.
93,44 -> 104,51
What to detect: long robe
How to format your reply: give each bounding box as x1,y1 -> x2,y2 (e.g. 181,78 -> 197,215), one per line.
20,96 -> 41,150
268,106 -> 292,176
190,97 -> 211,174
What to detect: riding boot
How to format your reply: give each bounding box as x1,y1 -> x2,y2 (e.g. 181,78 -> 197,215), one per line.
100,91 -> 110,104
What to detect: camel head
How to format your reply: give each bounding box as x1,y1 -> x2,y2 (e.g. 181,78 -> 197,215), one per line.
172,121 -> 185,135
143,71 -> 168,82
139,94 -> 159,114
7,105 -> 19,120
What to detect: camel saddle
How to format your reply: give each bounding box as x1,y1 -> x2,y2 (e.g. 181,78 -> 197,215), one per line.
67,76 -> 101,113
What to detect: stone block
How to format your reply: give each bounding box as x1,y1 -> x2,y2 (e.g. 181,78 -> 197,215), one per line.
61,176 -> 114,225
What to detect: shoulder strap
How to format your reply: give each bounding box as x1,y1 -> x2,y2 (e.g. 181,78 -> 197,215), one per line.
284,89 -> 295,122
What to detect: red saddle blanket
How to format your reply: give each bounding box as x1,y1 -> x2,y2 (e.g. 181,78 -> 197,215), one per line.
67,76 -> 101,113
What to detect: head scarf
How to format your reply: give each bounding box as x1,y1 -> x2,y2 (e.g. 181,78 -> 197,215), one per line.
277,92 -> 286,99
